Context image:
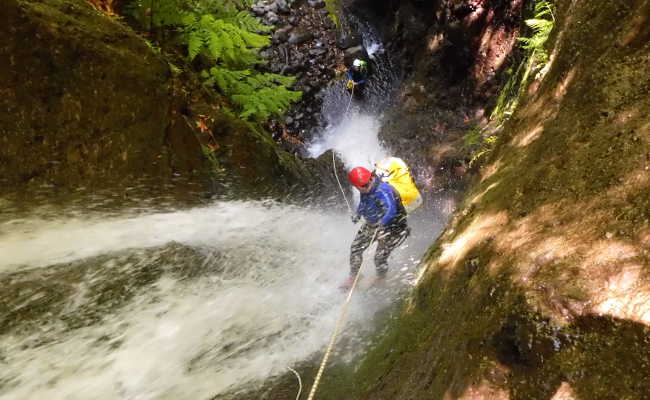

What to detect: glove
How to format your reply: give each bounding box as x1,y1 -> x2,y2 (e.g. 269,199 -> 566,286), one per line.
346,80 -> 354,89
351,214 -> 360,223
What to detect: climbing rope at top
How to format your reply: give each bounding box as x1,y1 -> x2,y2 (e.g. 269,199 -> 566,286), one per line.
332,150 -> 352,214
331,84 -> 356,214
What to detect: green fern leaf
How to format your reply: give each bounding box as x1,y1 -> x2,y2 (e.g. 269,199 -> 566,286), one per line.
187,30 -> 205,60
223,11 -> 272,33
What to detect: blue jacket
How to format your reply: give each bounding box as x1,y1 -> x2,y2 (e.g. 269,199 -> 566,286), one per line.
356,181 -> 404,226
346,69 -> 367,85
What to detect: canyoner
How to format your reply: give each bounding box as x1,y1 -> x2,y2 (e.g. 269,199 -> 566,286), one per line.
341,166 -> 410,290
305,162 -> 409,398
330,155 -> 422,292
346,58 -> 370,99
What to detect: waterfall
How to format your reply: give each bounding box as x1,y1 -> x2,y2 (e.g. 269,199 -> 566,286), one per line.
0,11 -> 448,400
0,194 -> 441,399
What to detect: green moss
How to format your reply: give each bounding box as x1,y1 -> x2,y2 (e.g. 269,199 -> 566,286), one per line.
332,0 -> 650,397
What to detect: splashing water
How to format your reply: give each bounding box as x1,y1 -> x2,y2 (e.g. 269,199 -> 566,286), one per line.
366,42 -> 383,60
0,11 -> 450,400
0,199 -> 440,399
308,111 -> 387,171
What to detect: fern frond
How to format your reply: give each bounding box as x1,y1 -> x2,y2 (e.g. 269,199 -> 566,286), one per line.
232,86 -> 301,121
209,68 -> 301,120
184,16 -> 267,66
533,0 -> 555,21
147,0 -> 300,122
209,68 -> 251,95
206,27 -> 225,60
187,29 -> 205,60
222,11 -> 273,33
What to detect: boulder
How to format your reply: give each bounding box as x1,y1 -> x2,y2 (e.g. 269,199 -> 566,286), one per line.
288,30 -> 314,45
336,32 -> 362,49
343,45 -> 369,65
307,0 -> 325,8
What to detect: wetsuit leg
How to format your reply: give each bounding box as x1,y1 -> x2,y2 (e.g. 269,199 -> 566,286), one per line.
374,221 -> 409,276
349,223 -> 376,275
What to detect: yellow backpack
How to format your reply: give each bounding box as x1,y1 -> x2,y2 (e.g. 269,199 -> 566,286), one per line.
374,157 -> 422,213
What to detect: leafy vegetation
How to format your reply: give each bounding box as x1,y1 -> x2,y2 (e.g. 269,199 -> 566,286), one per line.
463,124 -> 497,166
126,0 -> 301,121
87,0 -> 119,16
490,0 -> 555,122
518,0 -> 555,64
202,68 -> 300,120
324,0 -> 341,28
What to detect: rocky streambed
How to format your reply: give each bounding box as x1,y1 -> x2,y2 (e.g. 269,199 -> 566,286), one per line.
252,0 -> 369,154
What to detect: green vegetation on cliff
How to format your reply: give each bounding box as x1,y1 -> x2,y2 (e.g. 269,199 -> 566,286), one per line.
343,0 -> 650,399
490,0 -> 555,124
0,0 -> 319,197
126,0 -> 301,122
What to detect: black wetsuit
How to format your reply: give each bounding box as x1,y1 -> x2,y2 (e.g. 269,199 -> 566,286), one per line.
349,180 -> 409,277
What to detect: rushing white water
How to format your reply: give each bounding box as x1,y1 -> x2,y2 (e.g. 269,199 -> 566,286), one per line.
0,199 -> 440,400
308,110 -> 388,171
0,13 -> 449,400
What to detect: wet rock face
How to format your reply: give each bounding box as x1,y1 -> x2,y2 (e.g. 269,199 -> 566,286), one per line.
0,0 -> 179,194
346,0 -> 523,193
341,0 -> 650,398
0,0 -> 331,199
253,0 -> 344,153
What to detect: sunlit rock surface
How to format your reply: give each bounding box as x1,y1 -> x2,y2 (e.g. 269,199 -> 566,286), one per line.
345,0 -> 650,399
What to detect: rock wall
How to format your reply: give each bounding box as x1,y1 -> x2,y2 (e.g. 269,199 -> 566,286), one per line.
346,0 -> 524,193
253,0 -> 344,150
0,0 -> 181,194
347,0 -> 650,399
0,0 -> 334,203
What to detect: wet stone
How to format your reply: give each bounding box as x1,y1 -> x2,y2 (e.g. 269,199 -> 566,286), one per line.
265,11 -> 279,25
276,0 -> 291,13
337,32 -> 362,49
308,0 -> 325,8
273,25 -> 293,42
251,5 -> 266,16
309,48 -> 327,56
288,31 -> 314,45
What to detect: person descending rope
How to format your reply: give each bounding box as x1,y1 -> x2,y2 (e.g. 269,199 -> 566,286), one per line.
341,167 -> 409,289
374,157 -> 423,213
346,58 -> 369,98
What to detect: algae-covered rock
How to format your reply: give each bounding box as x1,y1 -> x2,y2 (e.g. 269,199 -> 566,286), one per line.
329,0 -> 650,399
0,0 -> 176,192
0,0 -> 331,202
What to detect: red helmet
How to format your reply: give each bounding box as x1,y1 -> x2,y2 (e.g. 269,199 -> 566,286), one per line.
348,167 -> 372,188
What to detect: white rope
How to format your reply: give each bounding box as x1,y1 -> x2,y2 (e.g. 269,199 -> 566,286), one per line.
305,228 -> 379,400
344,83 -> 355,115
287,366 -> 303,400
332,150 -> 352,214
331,85 -> 356,214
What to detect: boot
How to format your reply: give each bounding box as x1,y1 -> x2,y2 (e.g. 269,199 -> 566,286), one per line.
339,274 -> 361,290
339,275 -> 353,290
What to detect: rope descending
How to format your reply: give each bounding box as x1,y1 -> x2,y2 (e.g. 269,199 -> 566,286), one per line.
305,228 -> 379,400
